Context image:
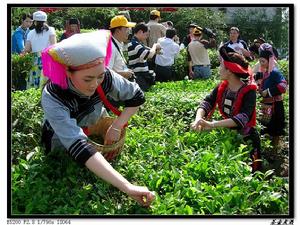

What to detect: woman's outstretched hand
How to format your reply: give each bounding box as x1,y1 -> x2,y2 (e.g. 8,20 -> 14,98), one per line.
191,118 -> 215,131
125,184 -> 156,207
190,119 -> 203,131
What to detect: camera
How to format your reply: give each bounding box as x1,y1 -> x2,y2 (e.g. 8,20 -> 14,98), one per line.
254,72 -> 263,81
203,27 -> 216,38
128,74 -> 136,82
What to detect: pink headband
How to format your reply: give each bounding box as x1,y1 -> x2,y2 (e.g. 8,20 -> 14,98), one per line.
41,31 -> 112,89
41,45 -> 68,89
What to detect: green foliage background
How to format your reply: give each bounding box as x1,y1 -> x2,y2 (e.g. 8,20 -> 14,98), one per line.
11,53 -> 34,89
11,6 -> 289,57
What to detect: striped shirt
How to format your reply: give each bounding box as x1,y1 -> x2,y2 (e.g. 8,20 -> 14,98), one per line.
128,36 -> 150,73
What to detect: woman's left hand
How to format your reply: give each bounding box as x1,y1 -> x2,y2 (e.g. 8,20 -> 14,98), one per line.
198,118 -> 215,130
104,125 -> 122,145
260,89 -> 268,97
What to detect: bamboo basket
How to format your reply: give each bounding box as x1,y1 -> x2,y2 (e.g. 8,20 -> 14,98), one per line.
88,117 -> 126,159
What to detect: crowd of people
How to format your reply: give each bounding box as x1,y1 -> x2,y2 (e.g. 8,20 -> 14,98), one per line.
12,9 -> 288,206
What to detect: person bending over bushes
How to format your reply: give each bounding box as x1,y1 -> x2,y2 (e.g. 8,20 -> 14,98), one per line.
191,46 -> 262,173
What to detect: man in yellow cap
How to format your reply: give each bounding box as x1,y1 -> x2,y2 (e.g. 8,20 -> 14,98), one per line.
108,15 -> 136,80
146,9 -> 166,48
187,26 -> 216,80
145,9 -> 166,71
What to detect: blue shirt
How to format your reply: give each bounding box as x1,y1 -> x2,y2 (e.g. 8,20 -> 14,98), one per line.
261,69 -> 287,97
12,26 -> 30,54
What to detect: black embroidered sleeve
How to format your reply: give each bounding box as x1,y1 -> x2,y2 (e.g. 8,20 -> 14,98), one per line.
232,90 -> 256,128
199,85 -> 219,116
268,80 -> 287,96
101,70 -> 113,94
124,90 -> 146,107
68,139 -> 97,166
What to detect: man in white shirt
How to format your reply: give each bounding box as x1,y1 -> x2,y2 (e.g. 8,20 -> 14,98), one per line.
108,15 -> 136,80
155,29 -> 180,82
223,27 -> 251,58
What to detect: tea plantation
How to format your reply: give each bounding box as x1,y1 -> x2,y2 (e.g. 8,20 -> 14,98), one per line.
11,75 -> 290,215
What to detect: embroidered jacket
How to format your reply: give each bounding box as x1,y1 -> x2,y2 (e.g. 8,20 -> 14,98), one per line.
200,80 -> 257,132
41,69 -> 145,165
256,69 -> 287,98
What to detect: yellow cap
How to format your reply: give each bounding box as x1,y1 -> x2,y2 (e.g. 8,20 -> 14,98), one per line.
193,26 -> 203,35
150,10 -> 161,17
110,15 -> 136,29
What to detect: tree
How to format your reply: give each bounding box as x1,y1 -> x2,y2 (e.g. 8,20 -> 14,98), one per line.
11,7 -> 37,30
230,7 -> 289,57
128,7 -> 227,44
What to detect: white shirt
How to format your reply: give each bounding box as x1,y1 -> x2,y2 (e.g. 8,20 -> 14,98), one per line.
27,26 -> 56,53
155,37 -> 180,66
227,42 -> 245,55
108,37 -> 127,72
225,40 -> 248,56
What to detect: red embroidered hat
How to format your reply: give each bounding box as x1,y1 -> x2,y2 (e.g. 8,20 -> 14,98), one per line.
219,46 -> 252,78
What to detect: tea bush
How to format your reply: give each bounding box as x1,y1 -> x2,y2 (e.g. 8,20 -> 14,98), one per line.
12,53 -> 34,90
173,49 -> 189,80
207,49 -> 220,69
12,89 -> 43,164
11,75 -> 289,215
173,48 -> 220,81
277,59 -> 289,83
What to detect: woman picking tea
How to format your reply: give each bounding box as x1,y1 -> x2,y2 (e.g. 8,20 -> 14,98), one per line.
41,30 -> 154,206
255,43 -> 287,149
191,46 -> 262,172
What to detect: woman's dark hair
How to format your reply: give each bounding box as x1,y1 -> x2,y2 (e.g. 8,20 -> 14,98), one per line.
230,27 -> 240,33
219,46 -> 249,78
68,18 -> 80,25
227,52 -> 249,69
21,13 -> 32,23
34,21 -> 49,34
166,29 -> 176,39
228,53 -> 249,79
67,67 -> 77,73
133,23 -> 148,34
